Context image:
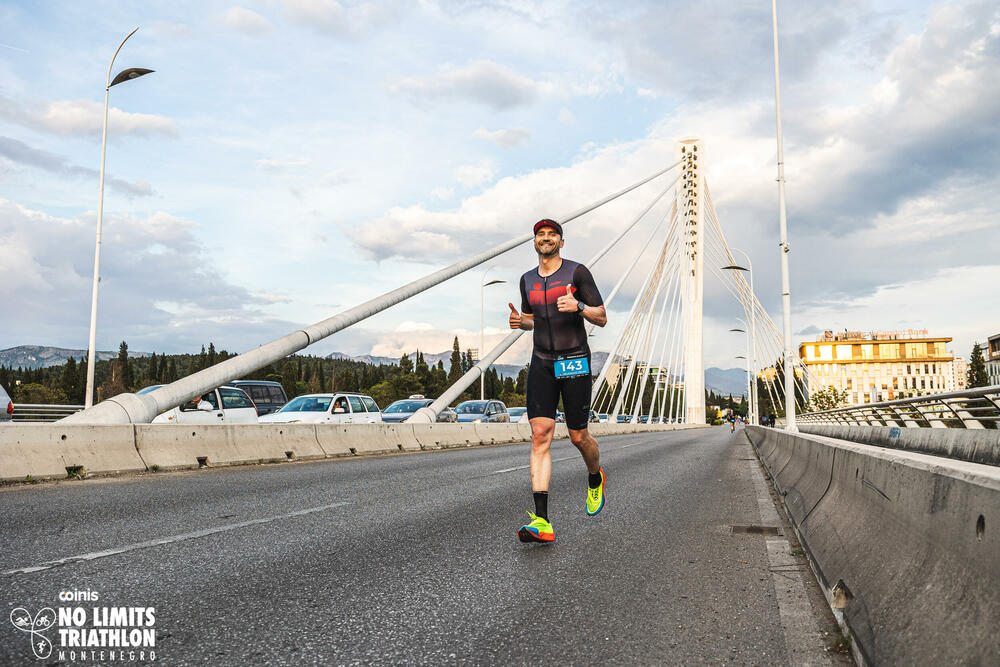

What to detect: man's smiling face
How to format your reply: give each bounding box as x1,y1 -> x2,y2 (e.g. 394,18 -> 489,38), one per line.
534,227 -> 563,257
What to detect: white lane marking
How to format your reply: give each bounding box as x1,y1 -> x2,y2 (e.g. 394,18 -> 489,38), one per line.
491,455 -> 576,474
744,440 -> 832,665
3,501 -> 350,577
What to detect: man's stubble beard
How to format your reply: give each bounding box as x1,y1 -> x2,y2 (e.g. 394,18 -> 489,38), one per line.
534,240 -> 560,257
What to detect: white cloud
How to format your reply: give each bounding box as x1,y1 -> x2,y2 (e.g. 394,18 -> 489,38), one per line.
255,156 -> 311,170
388,60 -> 549,109
454,162 -> 496,187
0,97 -> 177,138
0,199 -> 293,352
431,186 -> 454,200
558,107 -> 576,125
284,0 -> 395,35
636,87 -> 657,98
224,6 -> 273,33
472,126 -> 531,148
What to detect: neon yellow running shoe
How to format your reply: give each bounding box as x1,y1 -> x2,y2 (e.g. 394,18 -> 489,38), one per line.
517,511 -> 555,543
586,467 -> 606,515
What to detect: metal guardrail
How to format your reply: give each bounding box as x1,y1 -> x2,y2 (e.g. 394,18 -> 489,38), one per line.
11,404 -> 85,422
797,385 -> 1000,429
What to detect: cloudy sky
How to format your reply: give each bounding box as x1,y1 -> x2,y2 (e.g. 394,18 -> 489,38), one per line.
1,0 -> 997,369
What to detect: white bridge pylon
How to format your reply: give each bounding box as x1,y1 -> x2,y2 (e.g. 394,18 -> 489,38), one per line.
588,137 -> 816,425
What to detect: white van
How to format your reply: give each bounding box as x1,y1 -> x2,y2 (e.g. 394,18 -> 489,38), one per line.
143,385 -> 259,424
258,393 -> 382,424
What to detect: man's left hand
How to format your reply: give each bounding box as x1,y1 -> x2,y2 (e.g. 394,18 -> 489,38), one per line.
556,284 -> 579,313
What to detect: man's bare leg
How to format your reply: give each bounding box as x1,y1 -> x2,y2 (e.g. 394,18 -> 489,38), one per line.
568,427 -> 600,473
529,417 -> 555,491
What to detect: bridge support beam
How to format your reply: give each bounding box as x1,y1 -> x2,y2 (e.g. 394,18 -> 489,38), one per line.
677,137 -> 705,424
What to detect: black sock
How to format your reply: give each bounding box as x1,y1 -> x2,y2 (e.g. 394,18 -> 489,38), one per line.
533,492 -> 549,520
588,470 -> 603,489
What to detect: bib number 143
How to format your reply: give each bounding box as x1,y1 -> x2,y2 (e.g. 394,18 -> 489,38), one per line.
554,356 -> 589,379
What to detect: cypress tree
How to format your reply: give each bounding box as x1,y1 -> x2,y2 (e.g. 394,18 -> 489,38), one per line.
61,357 -> 78,402
968,343 -> 989,388
448,337 -> 462,385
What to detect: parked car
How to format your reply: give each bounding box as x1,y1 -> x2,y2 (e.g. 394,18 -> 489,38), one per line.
638,415 -> 649,423
555,411 -> 566,423
597,413 -> 609,424
589,410 -> 600,423
141,385 -> 258,424
381,396 -> 457,423
454,400 -> 509,423
507,407 -> 528,423
226,380 -> 287,416
0,383 -> 12,423
616,414 -> 633,423
259,392 -> 382,424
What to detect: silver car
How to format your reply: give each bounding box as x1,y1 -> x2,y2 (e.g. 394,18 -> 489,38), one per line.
454,400 -> 510,423
381,398 -> 458,423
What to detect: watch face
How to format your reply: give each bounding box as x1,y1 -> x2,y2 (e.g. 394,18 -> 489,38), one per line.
577,302 -> 585,312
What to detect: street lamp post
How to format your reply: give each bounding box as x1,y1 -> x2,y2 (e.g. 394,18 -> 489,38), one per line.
84,28 -> 153,408
731,319 -> 752,420
480,267 -> 506,400
722,249 -> 757,424
771,0 -> 796,431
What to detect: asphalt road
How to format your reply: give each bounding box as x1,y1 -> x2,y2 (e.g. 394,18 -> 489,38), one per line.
1,427 -> 837,665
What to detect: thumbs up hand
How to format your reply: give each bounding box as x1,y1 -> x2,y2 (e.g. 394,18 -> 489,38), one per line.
508,302 -> 522,329
556,284 -> 580,313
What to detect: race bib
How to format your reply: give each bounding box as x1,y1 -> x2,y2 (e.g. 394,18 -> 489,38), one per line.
554,354 -> 590,379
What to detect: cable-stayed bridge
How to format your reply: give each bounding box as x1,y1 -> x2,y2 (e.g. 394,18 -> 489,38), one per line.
2,137 -> 997,666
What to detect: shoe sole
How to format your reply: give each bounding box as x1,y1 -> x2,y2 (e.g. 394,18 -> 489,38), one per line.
586,468 -> 606,516
517,527 -> 555,543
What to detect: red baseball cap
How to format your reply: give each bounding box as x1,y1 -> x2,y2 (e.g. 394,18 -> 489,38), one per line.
533,218 -> 563,236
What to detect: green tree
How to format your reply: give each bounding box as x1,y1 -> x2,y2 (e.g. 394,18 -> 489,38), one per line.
807,387 -> 850,412
448,337 -> 463,386
968,343 -> 989,388
117,341 -> 133,390
208,342 -> 217,367
61,357 -> 78,403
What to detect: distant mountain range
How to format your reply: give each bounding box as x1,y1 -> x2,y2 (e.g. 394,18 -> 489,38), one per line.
0,345 -> 149,370
705,366 -> 749,397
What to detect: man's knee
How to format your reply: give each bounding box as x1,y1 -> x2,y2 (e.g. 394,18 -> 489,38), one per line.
531,420 -> 554,446
569,429 -> 590,447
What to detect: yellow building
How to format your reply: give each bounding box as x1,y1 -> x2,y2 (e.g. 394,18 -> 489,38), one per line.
798,329 -> 954,406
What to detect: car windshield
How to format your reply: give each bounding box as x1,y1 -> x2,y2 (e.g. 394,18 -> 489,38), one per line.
508,408 -> 526,416
454,401 -> 487,414
384,400 -> 429,413
279,396 -> 332,412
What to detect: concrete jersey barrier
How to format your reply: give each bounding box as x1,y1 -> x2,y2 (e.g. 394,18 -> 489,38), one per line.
0,421 -> 710,482
746,425 -> 1000,666
0,424 -> 144,480
799,423 -> 1000,467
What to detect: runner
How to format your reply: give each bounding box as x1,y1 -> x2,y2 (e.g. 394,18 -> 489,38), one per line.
508,218 -> 608,543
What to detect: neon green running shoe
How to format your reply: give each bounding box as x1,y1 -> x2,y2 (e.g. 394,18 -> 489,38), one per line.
517,511 -> 555,543
586,467 -> 606,515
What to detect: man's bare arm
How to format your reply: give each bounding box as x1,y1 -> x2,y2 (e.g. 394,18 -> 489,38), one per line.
581,305 -> 607,328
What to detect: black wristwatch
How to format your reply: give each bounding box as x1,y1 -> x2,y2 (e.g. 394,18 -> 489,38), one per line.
577,301 -> 586,313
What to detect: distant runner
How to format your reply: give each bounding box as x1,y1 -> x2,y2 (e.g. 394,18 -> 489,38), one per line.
508,218 -> 608,543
